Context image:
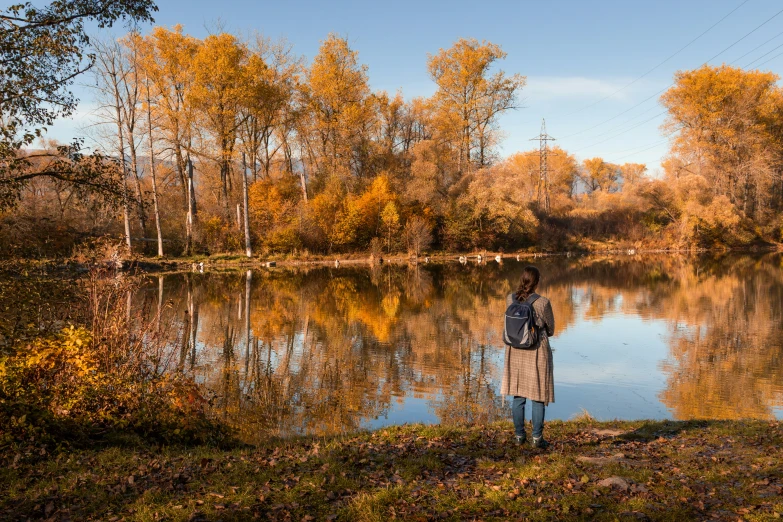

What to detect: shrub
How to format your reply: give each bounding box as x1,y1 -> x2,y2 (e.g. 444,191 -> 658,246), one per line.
0,269 -> 227,449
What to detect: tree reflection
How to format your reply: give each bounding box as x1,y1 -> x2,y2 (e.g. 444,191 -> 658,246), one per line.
137,253 -> 783,441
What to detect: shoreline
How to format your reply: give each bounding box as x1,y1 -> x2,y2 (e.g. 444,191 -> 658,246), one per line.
2,418 -> 780,521
2,244 -> 781,277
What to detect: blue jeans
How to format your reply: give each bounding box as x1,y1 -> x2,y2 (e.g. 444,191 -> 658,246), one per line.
512,396 -> 545,438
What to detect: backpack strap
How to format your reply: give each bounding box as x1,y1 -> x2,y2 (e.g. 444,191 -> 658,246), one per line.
524,293 -> 540,305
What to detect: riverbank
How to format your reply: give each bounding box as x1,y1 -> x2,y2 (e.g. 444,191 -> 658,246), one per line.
133,241 -> 781,271
3,242 -> 781,277
2,419 -> 780,521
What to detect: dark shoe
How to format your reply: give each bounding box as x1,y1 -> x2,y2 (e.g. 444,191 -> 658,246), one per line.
515,433 -> 527,445
531,436 -> 549,449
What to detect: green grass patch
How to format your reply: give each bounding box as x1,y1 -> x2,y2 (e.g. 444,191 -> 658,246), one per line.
1,419 -> 781,520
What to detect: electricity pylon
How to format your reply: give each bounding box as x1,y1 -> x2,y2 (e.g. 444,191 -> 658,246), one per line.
530,119 -> 556,211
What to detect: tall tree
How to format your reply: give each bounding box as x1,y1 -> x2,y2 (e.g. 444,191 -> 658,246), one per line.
241,153 -> 252,258
136,25 -> 199,254
93,39 -> 134,250
427,38 -> 525,174
618,163 -> 647,189
0,0 -> 157,209
137,25 -> 198,205
303,34 -> 373,186
190,33 -> 248,216
117,32 -> 148,243
661,65 -> 783,219
239,36 -> 301,181
580,157 -> 617,193
143,64 -> 164,256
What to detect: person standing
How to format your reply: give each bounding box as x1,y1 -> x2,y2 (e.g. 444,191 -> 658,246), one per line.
501,265 -> 555,449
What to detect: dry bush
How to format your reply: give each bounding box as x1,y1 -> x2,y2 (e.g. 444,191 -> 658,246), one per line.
0,268 -> 226,448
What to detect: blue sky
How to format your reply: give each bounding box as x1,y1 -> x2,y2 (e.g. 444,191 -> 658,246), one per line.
49,0 -> 783,174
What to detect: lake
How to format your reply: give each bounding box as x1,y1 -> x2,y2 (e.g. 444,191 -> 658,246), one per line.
133,253 -> 783,442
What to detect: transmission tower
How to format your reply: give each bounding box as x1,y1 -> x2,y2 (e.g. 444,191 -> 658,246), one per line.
530,119 -> 556,211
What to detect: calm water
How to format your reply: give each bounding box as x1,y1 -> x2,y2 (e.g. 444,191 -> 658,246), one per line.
134,253 -> 783,442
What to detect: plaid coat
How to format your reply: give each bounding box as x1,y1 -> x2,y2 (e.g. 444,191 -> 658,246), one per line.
500,293 -> 555,404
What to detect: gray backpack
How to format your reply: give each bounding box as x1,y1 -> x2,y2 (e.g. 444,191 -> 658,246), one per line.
502,294 -> 540,349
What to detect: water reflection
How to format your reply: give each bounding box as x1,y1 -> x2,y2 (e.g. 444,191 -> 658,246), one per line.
134,253 -> 783,442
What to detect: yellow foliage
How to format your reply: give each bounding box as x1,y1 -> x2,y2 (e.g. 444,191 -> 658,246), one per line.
428,38 -> 525,171
248,177 -> 302,251
580,157 -> 618,193
662,65 -> 783,221
0,327 -> 98,415
304,34 -> 373,180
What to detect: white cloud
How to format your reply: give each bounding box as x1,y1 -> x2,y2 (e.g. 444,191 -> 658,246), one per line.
524,76 -> 642,101
38,102 -> 104,146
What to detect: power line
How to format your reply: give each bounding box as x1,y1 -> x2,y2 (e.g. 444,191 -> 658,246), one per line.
560,5 -> 783,143
702,6 -> 783,64
730,29 -> 783,64
744,40 -> 783,68
607,137 -> 671,157
752,48 -> 783,69
573,110 -> 668,153
576,102 -> 661,141
559,88 -> 668,139
612,139 -> 672,162
554,0 -> 751,119
602,15 -> 783,164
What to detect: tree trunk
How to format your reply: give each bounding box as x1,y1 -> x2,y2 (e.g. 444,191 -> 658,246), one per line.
122,188 -> 132,251
221,156 -> 230,218
184,157 -> 196,256
299,160 -> 308,203
111,75 -> 132,252
174,140 -> 187,203
127,136 -> 147,250
242,153 -> 253,258
145,81 -> 164,257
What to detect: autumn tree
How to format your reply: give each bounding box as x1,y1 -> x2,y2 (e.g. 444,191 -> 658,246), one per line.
455,165 -> 539,249
398,97 -> 432,155
427,38 -> 525,174
239,36 -> 301,181
404,216 -> 433,256
142,61 -> 164,256
302,34 -> 373,187
248,175 -> 302,251
92,38 -> 136,249
661,65 -> 783,221
371,90 -> 409,177
502,147 -> 578,213
380,201 -> 400,253
404,140 -> 451,214
579,157 -> 618,193
190,33 -> 248,216
0,0 -> 157,209
137,27 -> 198,212
618,163 -> 647,189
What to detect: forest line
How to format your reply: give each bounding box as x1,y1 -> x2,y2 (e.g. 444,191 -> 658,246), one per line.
3,25 -> 783,258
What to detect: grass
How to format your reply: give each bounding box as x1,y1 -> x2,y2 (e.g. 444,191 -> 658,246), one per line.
1,419 -> 782,521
